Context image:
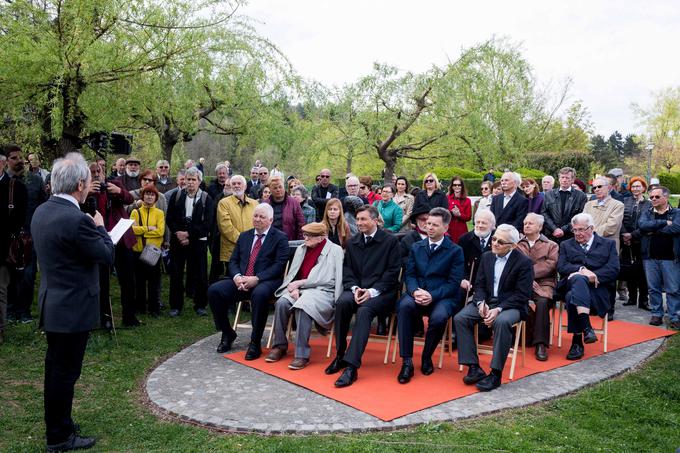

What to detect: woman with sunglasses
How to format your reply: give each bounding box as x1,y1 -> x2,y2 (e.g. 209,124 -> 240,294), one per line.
520,178 -> 544,214
413,172 -> 448,216
128,169 -> 168,213
446,176 -> 471,243
473,181 -> 493,219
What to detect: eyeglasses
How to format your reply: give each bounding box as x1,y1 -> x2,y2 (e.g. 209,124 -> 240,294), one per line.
259,172 -> 268,175
481,187 -> 490,191
572,226 -> 593,233
592,185 -> 605,189
649,195 -> 663,200
424,179 -> 435,183
320,175 -> 330,179
346,184 -> 358,188
158,166 -> 169,169
359,186 -> 367,190
142,178 -> 154,182
302,233 -> 322,239
451,183 -> 462,187
491,236 -> 512,245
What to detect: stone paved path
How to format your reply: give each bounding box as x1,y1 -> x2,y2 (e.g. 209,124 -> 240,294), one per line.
145,304 -> 671,434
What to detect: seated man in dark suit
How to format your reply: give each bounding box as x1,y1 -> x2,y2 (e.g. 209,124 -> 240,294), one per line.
454,224 -> 534,392
556,213 -> 619,360
208,203 -> 289,360
396,208 -> 465,383
490,172 -> 529,232
325,205 -> 401,387
458,209 -> 496,297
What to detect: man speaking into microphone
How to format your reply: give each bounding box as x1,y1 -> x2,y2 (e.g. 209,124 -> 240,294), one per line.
31,152 -> 115,452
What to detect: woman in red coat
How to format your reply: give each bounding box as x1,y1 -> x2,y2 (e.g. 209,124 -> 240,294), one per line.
446,176 -> 471,243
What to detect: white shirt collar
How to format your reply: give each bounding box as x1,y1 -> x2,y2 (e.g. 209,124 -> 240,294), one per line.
255,227 -> 271,237
428,237 -> 445,248
54,193 -> 80,208
495,250 -> 512,261
504,190 -> 516,199
559,186 -> 572,192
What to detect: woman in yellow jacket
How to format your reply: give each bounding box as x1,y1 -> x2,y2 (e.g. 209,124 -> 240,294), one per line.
131,186 -> 166,317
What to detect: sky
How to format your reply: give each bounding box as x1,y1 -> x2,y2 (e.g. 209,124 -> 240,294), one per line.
239,0 -> 679,137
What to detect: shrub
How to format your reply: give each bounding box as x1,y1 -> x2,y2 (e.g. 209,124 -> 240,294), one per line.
658,172 -> 680,194
525,150 -> 593,179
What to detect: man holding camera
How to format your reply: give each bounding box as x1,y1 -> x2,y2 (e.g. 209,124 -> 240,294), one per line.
454,224 -> 533,392
32,152 -> 115,452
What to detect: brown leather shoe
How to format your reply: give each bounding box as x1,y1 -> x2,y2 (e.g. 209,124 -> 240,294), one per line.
265,346 -> 287,363
288,357 -> 309,370
535,343 -> 548,361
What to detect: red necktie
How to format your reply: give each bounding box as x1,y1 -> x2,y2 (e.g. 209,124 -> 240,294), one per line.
245,234 -> 263,276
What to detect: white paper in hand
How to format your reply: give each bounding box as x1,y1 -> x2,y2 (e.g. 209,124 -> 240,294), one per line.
109,219 -> 134,245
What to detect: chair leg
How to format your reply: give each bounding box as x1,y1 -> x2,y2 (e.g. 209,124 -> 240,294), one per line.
392,331 -> 399,363
447,318 -> 453,357
509,323 -> 521,380
326,325 -> 334,358
384,313 -> 396,364
521,321 -> 526,367
603,316 -> 608,353
266,315 -> 275,349
232,301 -> 243,331
549,308 -> 555,346
557,302 -> 563,349
438,322 -> 447,369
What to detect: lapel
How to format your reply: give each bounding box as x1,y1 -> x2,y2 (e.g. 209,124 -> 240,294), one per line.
497,250 -> 518,291
256,229 -> 276,260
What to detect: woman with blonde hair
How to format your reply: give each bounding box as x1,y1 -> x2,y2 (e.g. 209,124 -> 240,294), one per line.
322,198 -> 351,248
413,171 -> 448,214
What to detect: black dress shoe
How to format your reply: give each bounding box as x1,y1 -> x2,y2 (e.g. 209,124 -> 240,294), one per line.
463,366 -> 487,385
583,328 -> 598,344
475,373 -> 501,392
376,318 -> 387,336
324,355 -> 346,375
46,434 -> 96,452
421,356 -> 434,375
216,331 -> 237,353
535,343 -> 548,361
566,343 -> 584,360
244,342 -> 262,360
622,300 -> 636,306
334,366 -> 358,388
397,362 -> 414,384
639,302 -> 651,311
607,312 -> 614,322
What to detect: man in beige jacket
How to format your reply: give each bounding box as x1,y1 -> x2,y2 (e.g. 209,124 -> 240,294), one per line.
584,176 -> 624,320
216,175 -> 257,264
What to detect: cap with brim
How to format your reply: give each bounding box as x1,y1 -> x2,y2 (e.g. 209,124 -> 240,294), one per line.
302,222 -> 327,236
126,156 -> 141,165
409,203 -> 431,224
608,168 -> 623,177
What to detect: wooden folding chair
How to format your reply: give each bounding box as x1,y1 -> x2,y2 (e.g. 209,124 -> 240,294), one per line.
555,300 -> 608,352
391,316 -> 453,368
458,320 -> 526,380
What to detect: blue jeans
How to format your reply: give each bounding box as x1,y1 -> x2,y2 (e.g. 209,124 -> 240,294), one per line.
644,259 -> 680,322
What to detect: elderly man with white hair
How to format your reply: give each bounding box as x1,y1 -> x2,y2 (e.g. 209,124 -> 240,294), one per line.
556,213 -> 619,360
455,224 -> 534,392
490,171 -> 529,232
458,209 -> 496,294
155,159 -> 176,194
516,213 -> 559,361
541,175 -> 555,192
208,203 -> 289,360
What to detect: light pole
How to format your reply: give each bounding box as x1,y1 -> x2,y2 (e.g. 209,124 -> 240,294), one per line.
646,142 -> 654,184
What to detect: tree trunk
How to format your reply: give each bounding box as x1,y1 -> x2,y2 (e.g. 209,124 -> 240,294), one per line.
381,154 -> 397,182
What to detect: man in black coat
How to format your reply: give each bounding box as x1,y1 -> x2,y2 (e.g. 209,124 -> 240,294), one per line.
556,213 -> 620,360
455,224 -> 534,392
208,204 -> 289,360
399,203 -> 430,268
166,167 -> 215,317
490,172 -> 528,232
541,167 -> 588,243
457,209 -> 496,297
31,153 -> 115,452
325,205 -> 401,387
311,168 -> 339,221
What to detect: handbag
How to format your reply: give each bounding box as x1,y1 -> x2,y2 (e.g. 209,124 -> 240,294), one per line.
6,179 -> 33,271
136,208 -> 161,266
617,244 -> 638,281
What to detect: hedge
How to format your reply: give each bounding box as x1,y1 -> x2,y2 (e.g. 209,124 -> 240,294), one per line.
658,173 -> 680,194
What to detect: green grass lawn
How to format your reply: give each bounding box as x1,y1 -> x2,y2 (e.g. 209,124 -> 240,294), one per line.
1,274 -> 680,452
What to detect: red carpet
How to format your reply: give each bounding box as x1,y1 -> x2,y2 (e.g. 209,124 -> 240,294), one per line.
225,319 -> 675,421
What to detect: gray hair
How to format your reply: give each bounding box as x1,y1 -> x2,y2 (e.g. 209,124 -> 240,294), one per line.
177,168 -> 187,177
346,176 -> 359,186
571,213 -> 595,227
502,171 -> 521,185
50,152 -> 90,195
0,154 -> 6,162
185,166 -> 202,181
524,212 -> 545,227
650,185 -> 670,198
231,174 -> 246,185
474,209 -> 497,228
542,175 -> 555,184
215,163 -> 228,173
156,159 -> 169,168
593,176 -> 609,188
559,167 -> 576,177
254,202 -> 274,220
292,185 -> 309,199
495,224 -> 520,244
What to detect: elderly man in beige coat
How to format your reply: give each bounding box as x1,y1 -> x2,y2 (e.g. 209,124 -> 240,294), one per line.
584,176 -> 624,252
216,175 -> 258,263
266,222 -> 344,370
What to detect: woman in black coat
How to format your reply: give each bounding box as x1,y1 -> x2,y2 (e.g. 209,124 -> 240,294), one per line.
413,172 -> 449,213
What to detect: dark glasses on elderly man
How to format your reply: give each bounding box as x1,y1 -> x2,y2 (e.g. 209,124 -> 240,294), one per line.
592,184 -> 605,189
491,236 -> 512,245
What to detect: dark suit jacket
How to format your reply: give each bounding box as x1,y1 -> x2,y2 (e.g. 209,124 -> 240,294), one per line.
228,227 -> 289,286
556,234 -> 620,316
0,175 -> 28,261
400,230 -> 426,268
166,189 -> 215,243
404,237 -> 465,309
31,196 -> 115,333
472,250 -> 534,319
343,228 -> 401,294
490,191 -> 528,232
541,188 -> 588,240
457,230 -> 494,285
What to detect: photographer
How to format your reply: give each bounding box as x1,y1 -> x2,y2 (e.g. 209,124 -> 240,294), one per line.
86,161 -> 138,328
166,167 -> 215,317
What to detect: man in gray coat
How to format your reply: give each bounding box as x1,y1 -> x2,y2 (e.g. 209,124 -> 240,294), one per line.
32,153 -> 115,452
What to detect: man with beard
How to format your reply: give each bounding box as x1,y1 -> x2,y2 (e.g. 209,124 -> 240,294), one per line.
119,156 -> 141,192
215,175 -> 258,266
457,209 -> 496,298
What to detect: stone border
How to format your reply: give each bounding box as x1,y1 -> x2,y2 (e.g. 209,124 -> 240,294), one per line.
146,329 -> 665,434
